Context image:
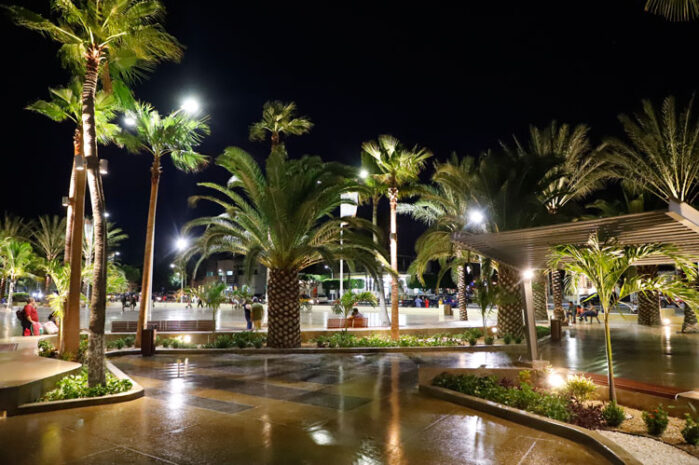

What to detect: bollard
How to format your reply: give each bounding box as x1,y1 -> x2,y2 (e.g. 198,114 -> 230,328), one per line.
141,327 -> 157,356
444,304 -> 453,316
550,318 -> 562,342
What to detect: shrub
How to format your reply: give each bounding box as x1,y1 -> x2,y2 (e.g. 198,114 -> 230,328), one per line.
38,339 -> 57,358
514,335 -> 523,344
561,375 -> 597,402
203,332 -> 267,349
468,337 -> 477,346
569,400 -> 605,429
485,336 -> 494,345
682,414 -> 699,445
77,335 -> 88,363
503,334 -> 512,345
643,405 -> 669,436
602,402 -> 626,427
470,329 -> 483,339
535,326 -> 551,339
42,369 -> 132,401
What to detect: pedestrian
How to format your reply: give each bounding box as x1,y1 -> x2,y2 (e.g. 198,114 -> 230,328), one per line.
21,298 -> 40,336
251,297 -> 263,330
197,296 -> 204,308
130,295 -> 137,311
414,296 -> 423,308
186,296 -> 192,309
566,301 -> 576,324
121,294 -> 127,311
244,299 -> 252,330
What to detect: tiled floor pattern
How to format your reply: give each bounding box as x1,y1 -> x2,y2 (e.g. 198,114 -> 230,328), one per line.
0,352 -> 607,464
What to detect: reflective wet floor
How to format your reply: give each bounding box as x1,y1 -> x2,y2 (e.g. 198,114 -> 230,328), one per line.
0,352 -> 606,464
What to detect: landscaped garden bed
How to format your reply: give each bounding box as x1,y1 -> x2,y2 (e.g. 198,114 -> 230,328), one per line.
41,368 -> 132,401
431,371 -> 699,462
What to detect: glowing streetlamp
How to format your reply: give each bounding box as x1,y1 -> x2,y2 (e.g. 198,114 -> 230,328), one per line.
359,168 -> 369,179
468,209 -> 484,225
180,97 -> 200,115
175,237 -> 188,251
123,115 -> 136,127
522,268 -> 534,281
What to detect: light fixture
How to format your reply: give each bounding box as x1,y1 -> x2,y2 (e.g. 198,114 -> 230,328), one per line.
170,263 -> 176,269
547,372 -> 566,389
75,155 -> 85,171
662,318 -> 671,326
104,212 -> 110,218
469,209 -> 484,224
522,268 -> 534,280
123,115 -> 136,127
359,169 -> 369,179
180,97 -> 200,115
62,196 -> 69,207
115,251 -> 120,256
183,335 -> 192,343
175,237 -> 188,251
491,327 -> 498,334
99,159 -> 108,175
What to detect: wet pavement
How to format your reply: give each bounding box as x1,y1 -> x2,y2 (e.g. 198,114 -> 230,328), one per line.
0,352 -> 607,465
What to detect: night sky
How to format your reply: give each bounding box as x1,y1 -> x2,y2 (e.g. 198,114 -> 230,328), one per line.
2,1 -> 698,286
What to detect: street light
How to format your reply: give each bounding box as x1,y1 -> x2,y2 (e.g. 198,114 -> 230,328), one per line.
522,268 -> 535,281
468,209 -> 484,224
175,237 -> 188,251
359,168 -> 369,179
180,97 -> 200,115
123,115 -> 136,127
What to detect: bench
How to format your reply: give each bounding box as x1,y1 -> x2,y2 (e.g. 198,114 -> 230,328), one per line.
326,317 -> 369,329
111,320 -> 215,333
584,372 -> 686,399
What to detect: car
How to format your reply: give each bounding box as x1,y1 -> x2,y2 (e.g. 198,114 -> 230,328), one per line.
314,294 -> 329,304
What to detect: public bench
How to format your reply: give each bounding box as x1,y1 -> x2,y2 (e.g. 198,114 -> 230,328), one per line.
584,372 -> 685,399
326,317 -> 369,329
111,320 -> 215,333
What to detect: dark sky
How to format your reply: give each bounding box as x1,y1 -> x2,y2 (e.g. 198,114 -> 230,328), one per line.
2,1 -> 699,286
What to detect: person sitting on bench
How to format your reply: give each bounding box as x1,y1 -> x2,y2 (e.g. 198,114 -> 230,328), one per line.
581,305 -> 601,323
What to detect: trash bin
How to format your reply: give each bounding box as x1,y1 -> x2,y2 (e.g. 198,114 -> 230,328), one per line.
141,327 -> 157,356
550,318 -> 561,342
444,304 -> 453,316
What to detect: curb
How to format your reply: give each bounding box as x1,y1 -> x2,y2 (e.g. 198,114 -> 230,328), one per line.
12,360 -> 144,416
419,383 -> 642,465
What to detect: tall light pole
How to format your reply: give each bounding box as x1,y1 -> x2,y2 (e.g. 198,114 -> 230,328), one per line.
175,237 -> 188,303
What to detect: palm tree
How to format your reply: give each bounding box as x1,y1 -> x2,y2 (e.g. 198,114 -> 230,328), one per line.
0,213 -> 32,299
644,0 -> 699,20
332,291 -> 377,332
26,79 -> 119,357
473,258 -> 500,338
468,147 -> 561,336
6,0 -> 182,387
362,135 -> 432,339
550,233 -> 699,402
511,121 -> 606,320
606,95 -> 699,329
32,215 -> 67,292
190,282 -> 227,332
399,155 -> 476,320
0,240 -> 37,309
186,147 -> 386,348
249,101 -> 313,149
117,102 -> 209,346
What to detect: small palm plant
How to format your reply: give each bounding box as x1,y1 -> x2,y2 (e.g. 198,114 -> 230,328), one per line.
0,240 -> 38,308
117,101 -> 209,346
190,283 -> 227,332
32,215 -> 66,292
362,135 -> 432,339
332,291 -> 378,331
549,233 -> 699,402
472,259 -> 500,339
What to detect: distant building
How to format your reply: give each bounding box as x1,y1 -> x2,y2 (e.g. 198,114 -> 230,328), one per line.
192,255 -> 267,296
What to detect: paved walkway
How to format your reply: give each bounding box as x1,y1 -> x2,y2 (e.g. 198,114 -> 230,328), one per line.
0,352 -> 606,465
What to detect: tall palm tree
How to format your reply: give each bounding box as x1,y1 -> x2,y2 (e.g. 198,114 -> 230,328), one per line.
186,146 -> 386,348
399,155 -> 476,320
0,213 -> 32,299
26,79 -> 119,356
0,240 -> 37,309
249,101 -> 313,149
550,234 -> 699,402
510,121 -> 606,320
117,102 -> 209,346
606,95 -> 699,329
645,0 -> 699,20
7,0 -> 182,387
32,215 -> 67,291
468,148 -> 561,336
362,135 -> 432,340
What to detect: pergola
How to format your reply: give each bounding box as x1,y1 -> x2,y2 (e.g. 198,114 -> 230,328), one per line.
452,201 -> 699,363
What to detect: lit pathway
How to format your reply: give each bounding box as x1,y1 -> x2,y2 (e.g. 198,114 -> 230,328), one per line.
0,352 -> 606,465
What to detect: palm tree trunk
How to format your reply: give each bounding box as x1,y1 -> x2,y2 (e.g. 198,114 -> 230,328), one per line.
62,131 -> 86,357
533,273 -> 548,320
136,157 -> 162,347
267,268 -> 301,348
551,270 -> 564,320
637,265 -> 661,326
496,263 -> 524,337
388,188 -> 400,340
0,278 -> 5,300
372,196 -> 390,326
457,264 -> 468,320
682,304 -> 698,332
7,279 -> 15,309
603,306 -> 617,403
82,47 -> 107,387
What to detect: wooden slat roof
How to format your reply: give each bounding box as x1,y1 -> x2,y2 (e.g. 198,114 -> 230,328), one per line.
452,201 -> 699,270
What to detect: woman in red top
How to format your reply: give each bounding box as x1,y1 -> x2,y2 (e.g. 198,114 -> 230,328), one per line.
22,298 -> 40,336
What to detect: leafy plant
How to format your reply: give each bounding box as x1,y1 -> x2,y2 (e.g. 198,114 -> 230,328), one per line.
602,401 -> 626,427
38,339 -> 56,358
331,291 -> 377,331
514,335 -> 523,344
468,337 -> 477,346
536,326 -> 551,339
561,374 -> 597,402
503,333 -> 512,344
42,369 -> 132,401
485,336 -> 494,345
643,405 -> 670,436
682,414 -> 699,445
569,400 -> 605,429
203,332 -> 267,349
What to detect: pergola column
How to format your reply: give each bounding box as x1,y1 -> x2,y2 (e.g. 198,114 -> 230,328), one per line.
521,274 -> 539,363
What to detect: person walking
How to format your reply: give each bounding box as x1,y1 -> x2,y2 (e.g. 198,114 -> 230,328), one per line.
243,299 -> 253,330
121,294 -> 128,312
130,295 -> 137,311
251,297 -> 263,330
22,298 -> 40,336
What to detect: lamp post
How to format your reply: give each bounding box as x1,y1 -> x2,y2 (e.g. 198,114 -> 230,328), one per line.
175,237 -> 188,303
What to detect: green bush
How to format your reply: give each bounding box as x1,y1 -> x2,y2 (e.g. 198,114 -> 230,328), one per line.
561,374 -> 597,402
432,373 -> 571,422
602,401 -> 626,427
42,368 -> 132,401
642,405 -> 669,436
503,334 -> 512,344
682,414 -> 699,445
485,336 -> 494,345
202,332 -> 267,349
514,335 -> 523,344
38,339 -> 57,358
468,337 -> 477,346
77,334 -> 88,363
536,326 -> 551,339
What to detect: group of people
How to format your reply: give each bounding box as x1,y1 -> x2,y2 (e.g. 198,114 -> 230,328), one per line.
565,301 -> 601,323
238,297 -> 264,330
16,298 -> 59,336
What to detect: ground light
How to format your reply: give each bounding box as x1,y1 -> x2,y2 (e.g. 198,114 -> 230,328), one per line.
662,318 -> 671,326
547,372 -> 566,389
